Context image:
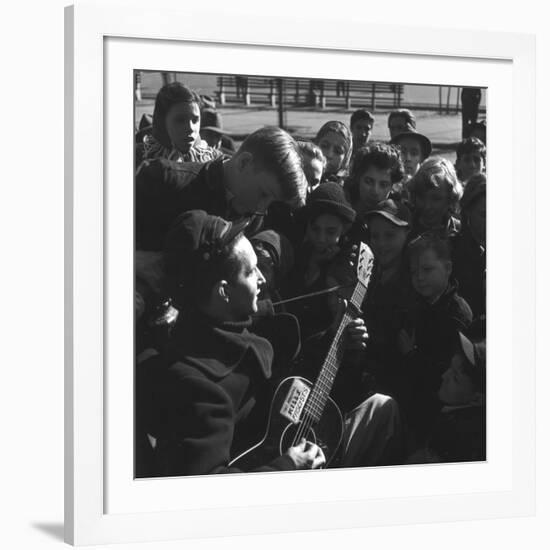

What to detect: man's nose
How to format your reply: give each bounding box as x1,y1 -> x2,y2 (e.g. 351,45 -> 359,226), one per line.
257,268 -> 266,285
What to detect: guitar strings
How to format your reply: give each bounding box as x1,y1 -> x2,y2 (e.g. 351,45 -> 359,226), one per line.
291,283 -> 364,449
294,313 -> 349,445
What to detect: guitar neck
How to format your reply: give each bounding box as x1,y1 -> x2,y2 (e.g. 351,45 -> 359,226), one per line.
304,281 -> 367,422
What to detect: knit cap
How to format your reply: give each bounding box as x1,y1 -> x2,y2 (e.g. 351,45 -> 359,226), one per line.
305,182 -> 356,223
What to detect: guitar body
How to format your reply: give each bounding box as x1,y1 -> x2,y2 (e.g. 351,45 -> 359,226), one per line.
229,376 -> 344,471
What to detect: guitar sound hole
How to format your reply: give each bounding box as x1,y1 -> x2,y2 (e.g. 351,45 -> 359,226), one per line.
279,423 -> 317,455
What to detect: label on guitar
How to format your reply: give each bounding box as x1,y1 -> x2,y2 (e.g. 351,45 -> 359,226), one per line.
280,379 -> 310,423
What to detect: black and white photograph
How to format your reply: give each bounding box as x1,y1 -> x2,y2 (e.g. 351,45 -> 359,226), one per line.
134,71 -> 487,478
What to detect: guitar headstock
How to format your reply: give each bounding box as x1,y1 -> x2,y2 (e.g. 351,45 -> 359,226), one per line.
356,242 -> 375,289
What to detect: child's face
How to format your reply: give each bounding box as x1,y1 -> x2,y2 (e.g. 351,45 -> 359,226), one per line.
351,119 -> 373,149
415,186 -> 451,228
369,216 -> 408,269
456,152 -> 485,182
231,159 -> 284,215
318,131 -> 347,175
165,101 -> 201,153
410,248 -> 451,302
358,166 -> 393,211
398,137 -> 423,176
306,213 -> 345,258
388,116 -> 409,139
304,157 -> 324,192
438,353 -> 477,405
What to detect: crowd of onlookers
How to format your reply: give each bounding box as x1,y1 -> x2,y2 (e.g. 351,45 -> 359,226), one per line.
134,81 -> 487,477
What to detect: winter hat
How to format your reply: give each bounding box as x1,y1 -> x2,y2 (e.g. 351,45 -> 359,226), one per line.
251,230 -> 295,278
305,182 -> 356,224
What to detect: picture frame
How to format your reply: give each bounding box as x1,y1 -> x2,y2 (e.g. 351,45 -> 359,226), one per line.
65,0 -> 536,545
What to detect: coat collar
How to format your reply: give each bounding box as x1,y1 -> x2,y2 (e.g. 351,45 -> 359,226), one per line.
167,312 -> 273,380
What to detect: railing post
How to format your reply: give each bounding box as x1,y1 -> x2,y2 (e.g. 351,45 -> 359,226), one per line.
371,82 -> 376,112
277,78 -> 286,129
244,78 -> 251,106
135,71 -> 142,101
294,79 -> 300,105
269,79 -> 277,108
320,80 -> 326,109
345,82 -> 351,109
218,77 -> 226,106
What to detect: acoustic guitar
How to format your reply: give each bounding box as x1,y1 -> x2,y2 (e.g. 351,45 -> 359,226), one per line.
229,242 -> 375,470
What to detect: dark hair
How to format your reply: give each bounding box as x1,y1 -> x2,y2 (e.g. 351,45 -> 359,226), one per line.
388,109 -> 416,129
456,137 -> 486,162
152,82 -> 201,148
407,231 -> 452,263
347,142 -> 404,203
167,232 -> 245,308
350,109 -> 374,128
237,126 -> 307,208
468,120 -> 487,144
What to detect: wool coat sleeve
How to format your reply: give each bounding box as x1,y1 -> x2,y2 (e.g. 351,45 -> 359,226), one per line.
154,372 -> 295,476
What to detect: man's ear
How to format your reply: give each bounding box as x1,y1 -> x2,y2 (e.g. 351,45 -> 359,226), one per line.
217,280 -> 230,303
212,280 -> 229,302
235,151 -> 253,172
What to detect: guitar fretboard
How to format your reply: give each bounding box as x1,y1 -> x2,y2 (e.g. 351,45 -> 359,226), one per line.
304,281 -> 368,422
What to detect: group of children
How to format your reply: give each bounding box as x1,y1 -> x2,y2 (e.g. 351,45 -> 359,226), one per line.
135,81 -> 487,475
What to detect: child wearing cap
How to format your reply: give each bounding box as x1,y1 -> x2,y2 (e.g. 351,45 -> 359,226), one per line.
391,130 -> 432,180
408,332 -> 486,463
455,137 -> 486,185
286,182 -> 357,342
199,107 -> 236,156
408,157 -> 463,239
313,121 -> 353,185
361,199 -> 417,395
250,229 -> 295,311
397,232 -> 473,437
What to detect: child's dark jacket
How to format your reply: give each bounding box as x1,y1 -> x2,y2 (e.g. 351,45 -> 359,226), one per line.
400,282 -> 473,432
427,403 -> 486,462
452,229 -> 486,318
